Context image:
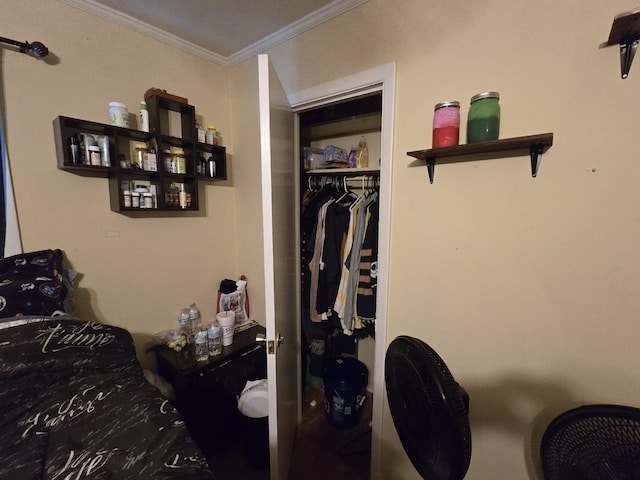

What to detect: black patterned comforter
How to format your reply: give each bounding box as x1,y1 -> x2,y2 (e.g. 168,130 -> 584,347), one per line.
0,315 -> 215,479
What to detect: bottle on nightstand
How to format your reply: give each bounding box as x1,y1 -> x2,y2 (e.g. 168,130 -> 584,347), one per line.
194,325 -> 209,362
207,320 -> 222,356
188,303 -> 202,338
178,308 -> 191,342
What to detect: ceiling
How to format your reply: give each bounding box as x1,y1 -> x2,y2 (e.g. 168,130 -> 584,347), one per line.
60,0 -> 367,66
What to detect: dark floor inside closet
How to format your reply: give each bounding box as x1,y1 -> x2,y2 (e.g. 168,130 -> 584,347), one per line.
213,388 -> 372,480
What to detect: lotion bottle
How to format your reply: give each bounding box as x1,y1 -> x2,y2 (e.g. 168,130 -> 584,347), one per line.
139,101 -> 150,132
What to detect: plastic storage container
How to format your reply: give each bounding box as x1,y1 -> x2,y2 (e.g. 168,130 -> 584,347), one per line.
108,102 -> 129,127
238,379 -> 270,469
466,91 -> 500,143
322,356 -> 368,428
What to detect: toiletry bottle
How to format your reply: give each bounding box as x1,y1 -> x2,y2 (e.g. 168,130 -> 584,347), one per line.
139,101 -> 149,132
356,136 -> 369,168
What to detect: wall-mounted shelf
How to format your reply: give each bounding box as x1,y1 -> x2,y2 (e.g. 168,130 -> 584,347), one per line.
54,95 -> 226,215
407,132 -> 554,184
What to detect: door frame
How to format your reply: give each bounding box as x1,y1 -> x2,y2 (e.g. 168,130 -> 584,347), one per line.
288,62 -> 396,480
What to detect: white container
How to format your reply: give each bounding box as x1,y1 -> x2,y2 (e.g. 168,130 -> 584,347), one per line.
143,192 -> 153,209
238,379 -> 269,418
197,125 -> 206,143
217,311 -> 236,346
109,102 -> 129,127
88,146 -> 101,166
131,191 -> 140,208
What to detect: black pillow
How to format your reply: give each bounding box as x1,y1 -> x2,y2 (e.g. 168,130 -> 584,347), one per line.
0,249 -> 69,318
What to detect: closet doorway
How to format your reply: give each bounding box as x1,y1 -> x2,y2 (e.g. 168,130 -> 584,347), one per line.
289,63 -> 395,480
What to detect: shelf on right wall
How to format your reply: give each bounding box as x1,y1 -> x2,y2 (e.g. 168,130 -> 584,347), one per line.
407,132 -> 554,184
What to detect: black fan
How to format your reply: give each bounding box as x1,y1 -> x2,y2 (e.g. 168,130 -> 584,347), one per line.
541,404 -> 640,480
385,336 -> 471,480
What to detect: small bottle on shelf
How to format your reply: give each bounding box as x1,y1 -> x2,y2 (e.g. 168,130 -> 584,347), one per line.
205,125 -> 217,145
196,124 -> 206,143
356,136 -> 369,168
179,184 -> 188,209
139,101 -> 149,132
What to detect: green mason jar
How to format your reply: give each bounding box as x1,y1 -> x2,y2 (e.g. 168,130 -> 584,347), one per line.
466,91 -> 500,143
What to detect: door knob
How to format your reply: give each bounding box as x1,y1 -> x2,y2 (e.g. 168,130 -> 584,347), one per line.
255,333 -> 284,354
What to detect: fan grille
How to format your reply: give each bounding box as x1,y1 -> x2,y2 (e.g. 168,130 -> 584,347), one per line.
541,405 -> 640,480
385,336 -> 471,480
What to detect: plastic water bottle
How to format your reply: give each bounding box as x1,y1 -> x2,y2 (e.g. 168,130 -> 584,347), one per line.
188,303 -> 201,339
207,320 -> 222,356
194,326 -> 209,362
178,308 -> 191,342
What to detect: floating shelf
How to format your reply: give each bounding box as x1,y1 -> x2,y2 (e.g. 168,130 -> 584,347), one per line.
407,132 -> 554,184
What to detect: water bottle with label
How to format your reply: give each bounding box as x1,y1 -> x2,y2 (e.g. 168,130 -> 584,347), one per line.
194,326 -> 209,362
188,303 -> 201,339
207,320 -> 222,356
178,308 -> 191,342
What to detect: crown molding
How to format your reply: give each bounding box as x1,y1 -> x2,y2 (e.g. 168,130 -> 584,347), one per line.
58,0 -> 368,67
226,0 -> 368,65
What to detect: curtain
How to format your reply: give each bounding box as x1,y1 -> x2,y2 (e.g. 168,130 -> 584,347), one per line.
0,68 -> 22,258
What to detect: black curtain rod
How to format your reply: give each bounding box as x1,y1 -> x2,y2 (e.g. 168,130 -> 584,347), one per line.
0,36 -> 48,58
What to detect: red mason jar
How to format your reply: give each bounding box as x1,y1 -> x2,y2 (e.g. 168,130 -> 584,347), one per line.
432,100 -> 460,148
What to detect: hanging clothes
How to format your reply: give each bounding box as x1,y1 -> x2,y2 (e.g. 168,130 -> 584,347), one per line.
302,175 -> 379,339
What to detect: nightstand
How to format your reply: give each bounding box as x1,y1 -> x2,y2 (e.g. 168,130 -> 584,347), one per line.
155,324 -> 267,460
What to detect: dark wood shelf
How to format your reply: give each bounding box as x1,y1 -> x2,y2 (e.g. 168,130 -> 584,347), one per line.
54,97 -> 227,214
407,132 -> 554,183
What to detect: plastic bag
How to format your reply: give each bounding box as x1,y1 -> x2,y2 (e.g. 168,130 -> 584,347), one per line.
217,275 -> 250,326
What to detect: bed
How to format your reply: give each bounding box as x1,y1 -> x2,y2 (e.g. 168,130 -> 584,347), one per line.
0,249 -> 215,479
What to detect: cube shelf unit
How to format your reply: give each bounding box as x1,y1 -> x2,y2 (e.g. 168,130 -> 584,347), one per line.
54,95 -> 226,215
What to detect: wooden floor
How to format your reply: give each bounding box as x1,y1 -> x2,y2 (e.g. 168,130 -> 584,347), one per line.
212,388 -> 372,480
288,388 -> 372,480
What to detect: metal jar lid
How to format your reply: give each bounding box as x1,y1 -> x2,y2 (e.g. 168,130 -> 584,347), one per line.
470,91 -> 500,103
434,100 -> 460,110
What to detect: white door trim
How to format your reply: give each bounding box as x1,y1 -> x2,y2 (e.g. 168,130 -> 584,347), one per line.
289,62 -> 396,480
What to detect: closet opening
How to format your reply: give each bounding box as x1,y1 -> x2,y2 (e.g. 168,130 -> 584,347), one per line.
290,91 -> 383,479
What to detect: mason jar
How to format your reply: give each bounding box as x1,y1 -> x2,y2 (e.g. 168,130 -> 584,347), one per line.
432,101 -> 460,148
466,91 -> 500,143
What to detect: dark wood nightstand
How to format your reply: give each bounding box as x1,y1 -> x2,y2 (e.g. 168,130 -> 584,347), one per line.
155,324 -> 267,460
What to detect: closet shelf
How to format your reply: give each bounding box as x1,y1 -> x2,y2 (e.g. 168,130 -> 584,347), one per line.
306,167 -> 380,175
407,132 -> 554,184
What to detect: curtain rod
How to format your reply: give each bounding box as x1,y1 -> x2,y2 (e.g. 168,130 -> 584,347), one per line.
0,36 -> 48,58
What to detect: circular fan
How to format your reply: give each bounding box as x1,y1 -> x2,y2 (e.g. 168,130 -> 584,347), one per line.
385,336 -> 471,480
541,404 -> 640,480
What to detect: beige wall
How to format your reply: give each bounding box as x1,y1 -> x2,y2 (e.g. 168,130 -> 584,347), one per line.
262,0 -> 640,478
6,0 -> 640,478
2,0 -> 238,368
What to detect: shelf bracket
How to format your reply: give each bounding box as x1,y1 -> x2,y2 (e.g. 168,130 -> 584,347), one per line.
602,8 -> 640,79
530,143 -> 544,178
620,40 -> 638,79
426,159 -> 435,184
